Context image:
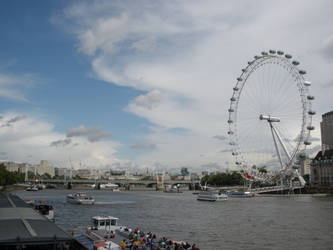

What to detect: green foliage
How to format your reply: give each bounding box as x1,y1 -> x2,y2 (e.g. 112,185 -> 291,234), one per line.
53,175 -> 65,179
140,175 -> 154,181
200,175 -> 210,185
303,174 -> 310,184
41,173 -> 51,179
292,176 -> 300,182
0,164 -> 25,186
200,172 -> 244,186
28,171 -> 35,179
258,167 -> 267,173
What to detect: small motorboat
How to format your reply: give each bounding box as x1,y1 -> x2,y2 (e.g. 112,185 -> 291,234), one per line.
197,191 -> 228,202
25,185 -> 39,191
25,199 -> 55,221
67,192 -> 95,205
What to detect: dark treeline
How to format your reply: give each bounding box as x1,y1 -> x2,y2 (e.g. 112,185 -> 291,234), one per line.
201,172 -> 245,186
0,163 -> 25,186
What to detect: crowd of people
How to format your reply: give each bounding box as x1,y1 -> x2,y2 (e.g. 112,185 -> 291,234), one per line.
117,227 -> 200,250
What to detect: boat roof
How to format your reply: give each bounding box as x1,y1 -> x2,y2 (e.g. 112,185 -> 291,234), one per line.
0,194 -> 72,246
73,192 -> 91,195
92,216 -> 119,221
25,199 -> 49,205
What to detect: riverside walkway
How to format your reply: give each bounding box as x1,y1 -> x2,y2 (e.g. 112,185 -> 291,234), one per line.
252,184 -> 303,194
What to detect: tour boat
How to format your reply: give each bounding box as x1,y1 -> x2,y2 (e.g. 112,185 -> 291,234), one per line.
88,216 -> 122,231
197,191 -> 228,202
74,215 -> 198,249
74,216 -> 123,249
67,192 -> 95,205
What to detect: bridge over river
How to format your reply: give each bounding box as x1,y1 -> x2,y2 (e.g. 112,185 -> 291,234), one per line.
27,179 -> 302,194
31,178 -> 200,187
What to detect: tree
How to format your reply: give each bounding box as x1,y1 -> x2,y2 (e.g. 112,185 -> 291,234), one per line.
41,173 -> 51,179
0,164 -> 25,186
200,172 -> 244,187
200,175 -> 210,185
303,174 -> 310,184
258,167 -> 267,173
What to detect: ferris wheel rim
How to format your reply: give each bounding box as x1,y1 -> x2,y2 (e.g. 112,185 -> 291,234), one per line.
227,51 -> 314,174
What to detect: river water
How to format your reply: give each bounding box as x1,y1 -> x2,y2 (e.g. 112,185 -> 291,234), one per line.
13,189 -> 333,250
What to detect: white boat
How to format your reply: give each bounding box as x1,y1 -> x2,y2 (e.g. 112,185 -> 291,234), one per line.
25,185 -> 39,191
91,183 -> 120,191
75,216 -> 122,250
101,183 -> 120,191
197,191 -> 228,202
89,216 -> 122,231
164,184 -> 182,193
67,192 -> 95,205
226,191 -> 255,197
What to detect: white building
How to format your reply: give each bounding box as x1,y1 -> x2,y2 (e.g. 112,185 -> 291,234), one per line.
35,160 -> 55,177
300,158 -> 311,176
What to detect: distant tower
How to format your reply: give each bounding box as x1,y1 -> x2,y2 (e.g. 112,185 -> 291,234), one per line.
321,111 -> 333,153
25,165 -> 28,182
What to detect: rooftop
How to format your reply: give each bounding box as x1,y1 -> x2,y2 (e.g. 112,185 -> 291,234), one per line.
322,110 -> 333,118
92,216 -> 119,221
313,149 -> 333,161
0,193 -> 74,248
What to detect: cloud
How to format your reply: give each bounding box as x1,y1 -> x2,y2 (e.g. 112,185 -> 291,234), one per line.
220,148 -> 232,153
320,34 -> 333,61
50,138 -> 72,147
66,125 -> 112,142
321,79 -> 333,89
8,115 -> 26,124
213,135 -> 227,141
130,36 -> 156,52
131,90 -> 162,110
294,133 -> 321,143
306,145 -> 321,156
130,143 -> 156,150
200,162 -> 224,171
0,72 -> 38,102
0,115 -> 26,128
56,0 -> 333,170
0,112 -> 120,169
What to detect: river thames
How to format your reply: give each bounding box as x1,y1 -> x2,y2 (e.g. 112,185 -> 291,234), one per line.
13,189 -> 333,250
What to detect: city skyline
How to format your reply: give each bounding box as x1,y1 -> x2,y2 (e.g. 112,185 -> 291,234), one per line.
0,1 -> 333,171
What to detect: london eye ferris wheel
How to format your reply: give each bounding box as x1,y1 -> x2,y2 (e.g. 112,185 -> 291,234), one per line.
227,50 -> 315,183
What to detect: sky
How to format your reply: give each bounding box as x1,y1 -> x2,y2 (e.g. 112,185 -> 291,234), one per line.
0,0 -> 332,173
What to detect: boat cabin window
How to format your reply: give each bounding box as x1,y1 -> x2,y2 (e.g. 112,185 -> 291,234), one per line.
106,220 -> 110,226
99,220 -> 105,226
111,219 -> 117,226
93,219 -> 98,228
